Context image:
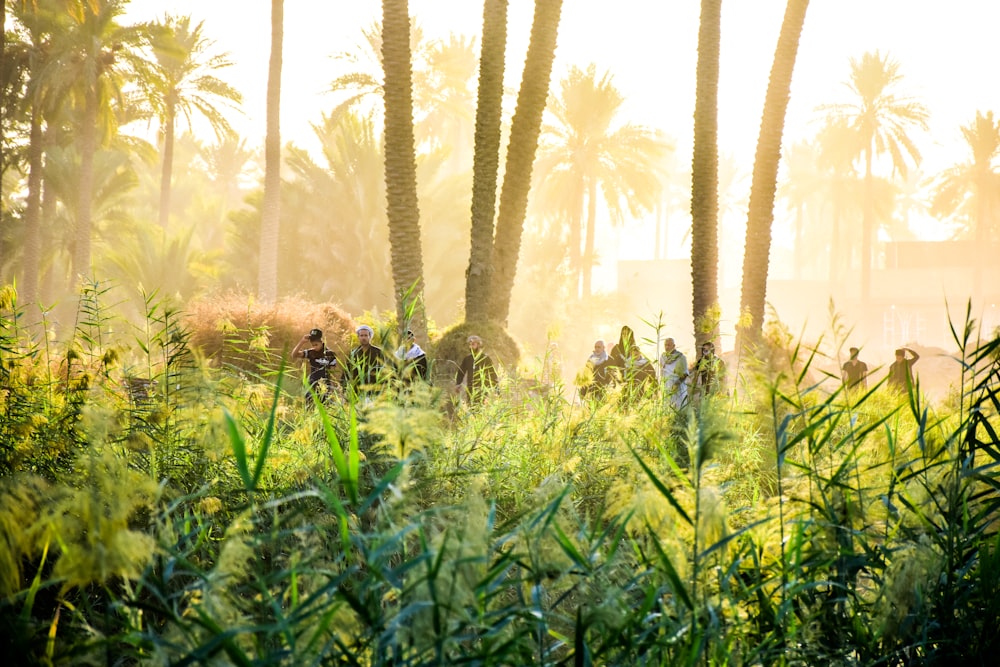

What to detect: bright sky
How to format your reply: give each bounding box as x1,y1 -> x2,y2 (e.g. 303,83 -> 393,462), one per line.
123,0 -> 1000,258
123,1 -> 1000,166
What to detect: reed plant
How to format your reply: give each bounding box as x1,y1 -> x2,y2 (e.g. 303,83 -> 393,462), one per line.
2,283 -> 999,665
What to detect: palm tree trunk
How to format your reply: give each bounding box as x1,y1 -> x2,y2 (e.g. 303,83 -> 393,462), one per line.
71,83 -> 98,286
690,0 -> 722,349
465,0 -> 508,323
861,148 -> 873,319
737,0 -> 810,351
257,0 -> 283,302
488,0 -> 563,325
582,179 -> 598,298
158,97 -> 176,230
382,0 -> 427,339
22,104 -> 44,307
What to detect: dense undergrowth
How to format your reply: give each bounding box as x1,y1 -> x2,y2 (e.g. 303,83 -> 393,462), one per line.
1,282 -> 999,666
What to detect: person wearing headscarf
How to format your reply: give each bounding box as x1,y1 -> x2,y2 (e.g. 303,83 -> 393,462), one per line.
659,337 -> 688,409
395,329 -> 429,383
580,339 -> 611,399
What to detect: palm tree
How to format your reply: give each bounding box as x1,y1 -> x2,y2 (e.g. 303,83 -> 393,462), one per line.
931,110 -> 1000,301
778,140 -> 826,281
257,0 -> 282,302
465,0 -> 508,324
824,50 -> 929,316
488,0 -> 563,325
534,64 -> 669,299
690,0 -> 722,349
737,0 -> 810,349
144,14 -> 242,230
45,0 -> 146,287
814,117 -> 863,287
381,0 -> 427,340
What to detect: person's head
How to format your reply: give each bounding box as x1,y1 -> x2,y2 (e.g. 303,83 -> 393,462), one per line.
701,341 -> 715,356
593,339 -> 606,355
895,348 -> 905,359
308,328 -> 324,350
849,346 -> 859,360
664,338 -> 676,353
619,326 -> 635,349
467,335 -> 483,352
356,325 -> 374,347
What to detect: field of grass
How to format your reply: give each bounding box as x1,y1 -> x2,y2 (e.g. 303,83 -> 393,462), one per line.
2,284 -> 999,666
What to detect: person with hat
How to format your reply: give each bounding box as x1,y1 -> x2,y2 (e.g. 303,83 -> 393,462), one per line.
291,328 -> 338,405
342,324 -> 388,400
395,329 -> 429,383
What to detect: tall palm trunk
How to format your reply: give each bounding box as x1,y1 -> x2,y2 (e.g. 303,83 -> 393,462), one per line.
465,0 -> 508,323
71,82 -> 98,286
861,147 -> 873,318
690,0 -> 722,349
382,0 -> 427,339
581,178 -> 598,298
257,0 -> 282,302
158,95 -> 176,230
22,104 -> 44,307
488,0 -> 563,325
737,0 -> 810,351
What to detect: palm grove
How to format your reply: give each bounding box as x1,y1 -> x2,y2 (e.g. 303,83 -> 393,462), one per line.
2,0 -> 1000,358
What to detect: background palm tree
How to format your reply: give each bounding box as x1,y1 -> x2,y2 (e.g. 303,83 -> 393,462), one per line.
824,50 -> 928,318
488,0 -> 563,326
47,0 -> 146,287
144,13 -> 242,231
257,0 -> 282,302
690,0 -> 722,349
534,63 -> 668,299
737,0 -> 810,349
931,110 -> 1000,302
381,0 -> 427,340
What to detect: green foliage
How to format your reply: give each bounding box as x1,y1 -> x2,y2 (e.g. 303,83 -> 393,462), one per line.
2,285 -> 1000,665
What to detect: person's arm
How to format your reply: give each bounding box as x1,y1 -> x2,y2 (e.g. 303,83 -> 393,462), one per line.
291,335 -> 310,361
907,348 -> 920,364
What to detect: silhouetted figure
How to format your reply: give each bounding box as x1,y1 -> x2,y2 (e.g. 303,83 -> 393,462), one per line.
841,346 -> 868,392
887,347 -> 919,393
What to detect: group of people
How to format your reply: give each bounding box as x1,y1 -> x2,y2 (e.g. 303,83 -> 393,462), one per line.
579,326 -> 726,409
841,346 -> 920,393
292,326 -> 499,407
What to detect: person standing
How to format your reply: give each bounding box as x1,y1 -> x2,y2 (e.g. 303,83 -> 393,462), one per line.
343,324 -> 387,400
395,329 -> 429,383
455,335 -> 498,405
291,328 -> 338,405
841,347 -> 869,391
887,347 -> 920,393
659,337 -> 689,409
692,341 -> 725,401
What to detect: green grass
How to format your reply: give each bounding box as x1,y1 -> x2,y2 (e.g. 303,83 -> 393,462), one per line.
2,284 -> 999,665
